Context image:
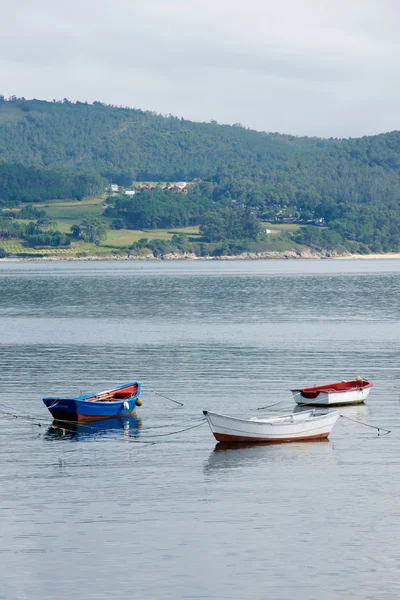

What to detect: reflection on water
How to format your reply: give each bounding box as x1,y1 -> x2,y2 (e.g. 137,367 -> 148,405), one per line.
293,403 -> 370,417
204,438 -> 334,474
46,417 -> 142,441
336,403 -> 370,417
1,261 -> 400,600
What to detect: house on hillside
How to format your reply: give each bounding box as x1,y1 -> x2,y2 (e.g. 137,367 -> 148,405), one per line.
124,190 -> 135,196
110,184 -> 119,192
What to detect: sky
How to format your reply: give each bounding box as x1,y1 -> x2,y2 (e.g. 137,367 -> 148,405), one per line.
1,0 -> 399,138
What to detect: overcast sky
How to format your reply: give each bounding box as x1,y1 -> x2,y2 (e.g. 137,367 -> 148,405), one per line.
1,0 -> 399,138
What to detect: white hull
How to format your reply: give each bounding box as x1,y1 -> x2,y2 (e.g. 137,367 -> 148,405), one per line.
203,410 -> 339,443
292,387 -> 371,406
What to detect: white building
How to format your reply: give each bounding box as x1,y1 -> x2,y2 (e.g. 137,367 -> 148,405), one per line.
124,190 -> 136,197
110,184 -> 119,192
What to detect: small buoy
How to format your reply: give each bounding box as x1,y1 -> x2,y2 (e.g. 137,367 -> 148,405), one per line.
123,401 -> 129,409
135,398 -> 143,407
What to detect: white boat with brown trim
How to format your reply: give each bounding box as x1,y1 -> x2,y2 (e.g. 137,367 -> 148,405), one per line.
203,409 -> 339,444
291,378 -> 373,407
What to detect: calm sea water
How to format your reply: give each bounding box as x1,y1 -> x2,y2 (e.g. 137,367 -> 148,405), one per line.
1,259 -> 400,600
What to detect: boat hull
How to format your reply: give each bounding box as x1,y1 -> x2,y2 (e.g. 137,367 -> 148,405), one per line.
292,387 -> 371,407
43,398 -> 138,422
203,410 -> 339,444
213,431 -> 331,443
43,382 -> 141,422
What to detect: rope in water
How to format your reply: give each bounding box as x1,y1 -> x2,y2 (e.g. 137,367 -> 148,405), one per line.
133,418 -> 206,439
0,404 -> 205,442
0,408 -> 45,427
0,409 -> 151,443
257,399 -> 287,411
339,413 -> 391,436
1,389 -> 392,440
256,399 -> 391,436
150,390 -> 184,406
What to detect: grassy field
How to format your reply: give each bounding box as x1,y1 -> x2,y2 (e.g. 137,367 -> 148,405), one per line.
0,240 -> 113,257
41,196 -> 106,221
0,196 -> 300,257
0,192 -> 203,256
104,226 -> 201,247
261,222 -> 301,233
34,197 -> 201,246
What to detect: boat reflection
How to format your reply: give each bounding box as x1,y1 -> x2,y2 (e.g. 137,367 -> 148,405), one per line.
46,417 -> 142,441
293,403 -> 369,417
213,439 -> 329,451
204,437 -> 333,474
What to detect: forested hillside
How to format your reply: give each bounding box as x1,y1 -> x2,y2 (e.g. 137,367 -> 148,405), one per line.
0,163 -> 104,204
1,95 -> 400,253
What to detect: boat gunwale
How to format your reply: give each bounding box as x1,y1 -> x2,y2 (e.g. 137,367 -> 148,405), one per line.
43,381 -> 141,404
204,410 -> 338,427
290,380 -> 373,395
43,397 -> 138,405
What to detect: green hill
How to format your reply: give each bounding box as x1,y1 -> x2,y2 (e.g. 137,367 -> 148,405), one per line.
1,95 -> 400,255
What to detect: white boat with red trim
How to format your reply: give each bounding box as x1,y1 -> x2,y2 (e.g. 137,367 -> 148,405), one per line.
203,409 -> 339,444
291,378 -> 373,407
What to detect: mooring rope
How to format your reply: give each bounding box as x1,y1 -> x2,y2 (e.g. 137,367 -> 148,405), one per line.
257,399 -> 287,411
339,413 -> 391,436
0,404 -> 206,443
255,399 -> 391,437
0,408 -> 45,427
149,389 -> 184,406
134,418 -> 206,438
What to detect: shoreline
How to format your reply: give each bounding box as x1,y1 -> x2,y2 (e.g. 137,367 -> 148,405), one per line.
1,251 -> 400,262
333,253 -> 400,260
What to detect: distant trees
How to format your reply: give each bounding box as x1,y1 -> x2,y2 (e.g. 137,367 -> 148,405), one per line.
25,230 -> 70,247
0,218 -> 26,239
0,163 -> 105,206
294,226 -> 343,251
18,205 -> 47,220
0,216 -> 69,247
200,207 -> 262,242
104,188 -> 215,230
70,217 -> 107,244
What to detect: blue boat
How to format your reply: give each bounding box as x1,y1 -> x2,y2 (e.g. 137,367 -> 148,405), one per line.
43,381 -> 142,422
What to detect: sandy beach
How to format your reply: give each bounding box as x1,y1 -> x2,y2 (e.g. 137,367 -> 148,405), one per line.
334,253 -> 400,260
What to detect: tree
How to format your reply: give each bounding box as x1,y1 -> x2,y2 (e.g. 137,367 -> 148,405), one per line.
70,224 -> 81,239
200,207 -> 262,242
78,217 -> 107,244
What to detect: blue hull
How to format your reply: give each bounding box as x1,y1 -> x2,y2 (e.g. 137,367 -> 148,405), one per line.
43,382 -> 142,422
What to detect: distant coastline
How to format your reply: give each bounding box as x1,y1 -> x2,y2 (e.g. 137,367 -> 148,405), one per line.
2,251 -> 400,262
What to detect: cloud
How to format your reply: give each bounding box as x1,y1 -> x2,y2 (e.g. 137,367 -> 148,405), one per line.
1,0 -> 399,137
